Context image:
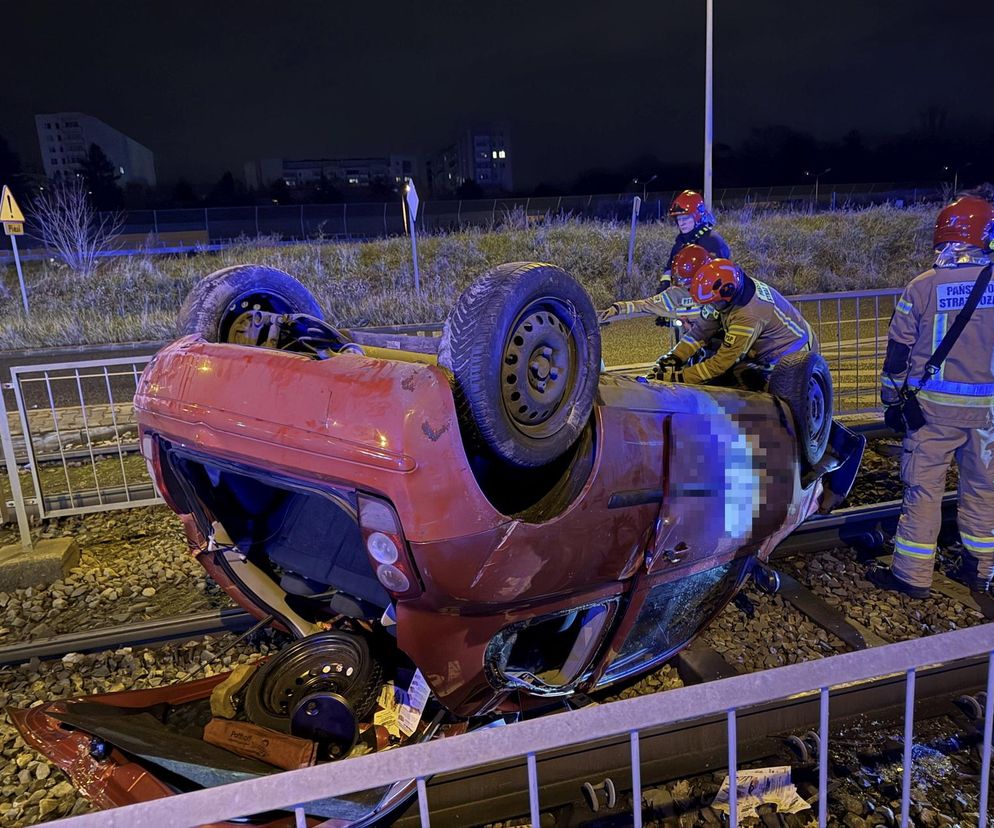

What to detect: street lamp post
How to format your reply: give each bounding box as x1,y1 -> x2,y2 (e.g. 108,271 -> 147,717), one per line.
804,168 -> 832,209
633,174 -> 658,202
943,162 -> 972,195
704,0 -> 714,207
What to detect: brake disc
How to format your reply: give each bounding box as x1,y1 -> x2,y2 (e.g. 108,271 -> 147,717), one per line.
243,631 -> 381,734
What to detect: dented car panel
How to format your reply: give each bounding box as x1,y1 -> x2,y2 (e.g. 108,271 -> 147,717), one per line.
129,338 -> 846,717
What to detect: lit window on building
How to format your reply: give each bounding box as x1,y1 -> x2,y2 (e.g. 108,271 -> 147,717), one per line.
492,150 -> 498,159
348,177 -> 360,185
498,150 -> 506,159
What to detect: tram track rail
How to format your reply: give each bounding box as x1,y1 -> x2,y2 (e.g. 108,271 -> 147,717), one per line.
397,654 -> 990,827
0,487 -> 968,667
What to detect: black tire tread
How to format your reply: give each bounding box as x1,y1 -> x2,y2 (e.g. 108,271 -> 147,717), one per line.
768,351 -> 833,468
178,264 -> 323,342
439,262 -> 600,467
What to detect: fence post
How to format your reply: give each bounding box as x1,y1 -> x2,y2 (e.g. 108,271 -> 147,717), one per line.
383,203 -> 388,236
492,199 -> 497,226
152,209 -> 159,239
255,206 -> 260,238
300,205 -> 305,240
204,208 -> 210,241
343,203 -> 349,240
0,380 -> 32,549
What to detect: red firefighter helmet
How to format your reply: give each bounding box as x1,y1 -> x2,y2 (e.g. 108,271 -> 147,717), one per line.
934,195 -> 994,251
668,190 -> 715,229
690,259 -> 743,305
671,244 -> 715,287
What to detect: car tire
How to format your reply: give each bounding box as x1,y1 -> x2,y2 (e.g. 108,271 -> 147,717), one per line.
178,264 -> 323,344
438,262 -> 601,468
243,631 -> 382,733
768,351 -> 833,468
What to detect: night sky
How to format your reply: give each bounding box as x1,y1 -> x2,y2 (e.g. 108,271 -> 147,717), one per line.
3,1 -> 993,188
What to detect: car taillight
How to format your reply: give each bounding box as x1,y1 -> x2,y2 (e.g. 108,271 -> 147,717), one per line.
140,433 -> 166,500
357,494 -> 421,598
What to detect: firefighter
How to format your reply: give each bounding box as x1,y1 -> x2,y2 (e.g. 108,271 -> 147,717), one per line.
650,258 -> 816,388
660,190 -> 731,291
869,195 -> 994,599
598,244 -> 712,325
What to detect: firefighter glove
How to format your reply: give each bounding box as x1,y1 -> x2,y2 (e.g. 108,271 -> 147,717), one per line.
883,403 -> 906,436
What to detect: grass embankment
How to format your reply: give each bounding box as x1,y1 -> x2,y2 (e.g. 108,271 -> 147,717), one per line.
0,205 -> 935,350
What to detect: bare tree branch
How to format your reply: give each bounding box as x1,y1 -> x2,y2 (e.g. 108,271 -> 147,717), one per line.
27,178 -> 123,276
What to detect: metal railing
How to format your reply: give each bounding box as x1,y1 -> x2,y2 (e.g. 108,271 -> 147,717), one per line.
789,286 -> 902,416
46,622 -> 994,828
0,288 -> 899,540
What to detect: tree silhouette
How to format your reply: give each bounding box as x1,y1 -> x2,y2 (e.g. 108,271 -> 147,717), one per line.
79,144 -> 123,210
0,134 -> 23,190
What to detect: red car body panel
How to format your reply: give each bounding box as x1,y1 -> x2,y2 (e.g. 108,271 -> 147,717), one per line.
133,337 -> 822,717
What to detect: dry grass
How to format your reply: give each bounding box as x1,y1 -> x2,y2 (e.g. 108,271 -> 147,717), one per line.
0,205 -> 935,349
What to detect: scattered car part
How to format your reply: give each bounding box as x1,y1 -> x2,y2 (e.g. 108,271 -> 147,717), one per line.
243,631 -> 381,735
290,691 -> 359,759
582,777 -> 617,812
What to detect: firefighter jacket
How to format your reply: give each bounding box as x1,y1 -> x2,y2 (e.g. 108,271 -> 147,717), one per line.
668,276 -> 816,384
665,228 -> 731,270
880,260 -> 994,426
606,285 -> 700,322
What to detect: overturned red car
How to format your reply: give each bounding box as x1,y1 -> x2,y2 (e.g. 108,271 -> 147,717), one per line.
11,261 -> 863,824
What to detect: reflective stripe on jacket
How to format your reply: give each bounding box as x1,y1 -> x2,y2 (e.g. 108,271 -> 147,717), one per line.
880,262 -> 994,425
669,277 -> 817,384
611,286 -> 700,321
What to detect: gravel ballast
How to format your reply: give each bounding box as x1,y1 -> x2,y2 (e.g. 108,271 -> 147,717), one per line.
0,433 -> 990,826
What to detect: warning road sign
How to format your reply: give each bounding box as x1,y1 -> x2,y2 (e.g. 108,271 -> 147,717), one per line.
0,186 -> 24,223
3,222 -> 23,236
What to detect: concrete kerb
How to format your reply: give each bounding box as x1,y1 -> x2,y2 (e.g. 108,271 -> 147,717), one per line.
0,536 -> 79,591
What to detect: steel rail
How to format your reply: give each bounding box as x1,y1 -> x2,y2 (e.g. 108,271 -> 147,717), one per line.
0,490 -> 960,667
395,654 -> 989,827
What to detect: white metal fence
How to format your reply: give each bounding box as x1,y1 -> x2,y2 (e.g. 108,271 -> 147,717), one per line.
0,288 -> 898,541
44,622 -> 994,828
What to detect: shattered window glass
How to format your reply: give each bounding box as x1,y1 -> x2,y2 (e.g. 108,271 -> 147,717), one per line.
599,559 -> 747,685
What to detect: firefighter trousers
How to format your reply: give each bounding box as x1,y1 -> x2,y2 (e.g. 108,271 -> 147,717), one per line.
892,421 -> 994,589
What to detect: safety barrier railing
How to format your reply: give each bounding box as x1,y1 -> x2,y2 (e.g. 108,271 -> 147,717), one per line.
789,287 -> 903,416
45,622 -> 994,828
0,286 -> 899,539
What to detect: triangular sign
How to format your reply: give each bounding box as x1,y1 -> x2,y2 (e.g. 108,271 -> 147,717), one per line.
0,186 -> 24,223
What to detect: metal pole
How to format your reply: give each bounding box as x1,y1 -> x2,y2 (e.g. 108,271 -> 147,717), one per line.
627,196 -> 641,279
703,0 -> 714,207
409,206 -> 421,296
9,235 -> 28,314
819,688 -> 829,827
900,669 -> 915,828
979,652 -> 993,828
727,709 -> 737,828
416,776 -> 431,827
0,377 -> 32,549
527,752 -> 540,827
630,730 -> 642,828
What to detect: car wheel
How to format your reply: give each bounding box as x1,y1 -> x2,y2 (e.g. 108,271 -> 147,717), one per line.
768,351 -> 833,468
178,264 -> 323,344
438,262 -> 601,468
242,631 -> 382,733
